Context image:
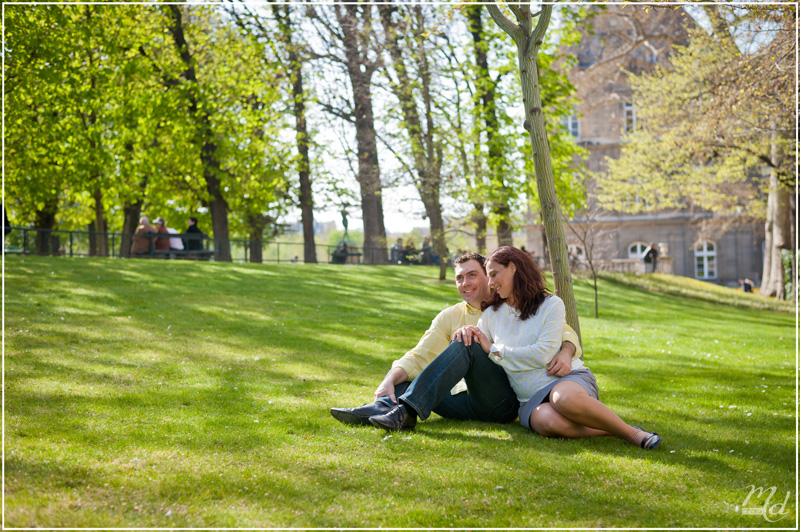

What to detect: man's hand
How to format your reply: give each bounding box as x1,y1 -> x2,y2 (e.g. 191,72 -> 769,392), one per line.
546,341 -> 576,377
374,379 -> 397,404
374,367 -> 408,403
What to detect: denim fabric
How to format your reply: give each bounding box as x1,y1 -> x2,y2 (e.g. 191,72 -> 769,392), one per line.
397,340 -> 519,423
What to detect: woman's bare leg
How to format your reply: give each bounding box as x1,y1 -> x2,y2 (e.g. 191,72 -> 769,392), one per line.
548,381 -> 650,446
529,403 -> 609,438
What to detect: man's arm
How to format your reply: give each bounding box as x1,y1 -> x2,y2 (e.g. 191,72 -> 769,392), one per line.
546,342 -> 576,377
373,367 -> 408,404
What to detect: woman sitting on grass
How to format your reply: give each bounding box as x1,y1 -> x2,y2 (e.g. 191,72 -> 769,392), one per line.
453,246 -> 661,449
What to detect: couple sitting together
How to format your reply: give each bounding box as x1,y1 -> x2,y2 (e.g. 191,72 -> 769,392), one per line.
331,246 -> 662,450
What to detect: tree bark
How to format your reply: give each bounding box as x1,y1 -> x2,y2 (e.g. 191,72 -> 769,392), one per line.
165,5 -> 231,261
120,202 -> 142,258
35,197 -> 58,255
761,178 -> 790,298
336,3 -> 388,264
761,130 -> 791,298
92,188 -> 108,256
247,214 -> 266,264
487,4 -> 581,341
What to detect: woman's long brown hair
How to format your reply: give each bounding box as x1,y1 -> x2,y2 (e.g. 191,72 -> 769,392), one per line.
481,246 -> 550,321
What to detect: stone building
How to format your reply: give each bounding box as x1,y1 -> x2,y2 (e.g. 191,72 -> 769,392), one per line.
525,5 -> 764,286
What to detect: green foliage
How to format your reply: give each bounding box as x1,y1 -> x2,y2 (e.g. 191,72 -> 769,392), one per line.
5,256 -> 795,527
4,4 -> 292,240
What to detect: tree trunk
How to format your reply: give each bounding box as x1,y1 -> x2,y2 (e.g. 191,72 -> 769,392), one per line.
273,5 -> 316,264
487,4 -> 580,341
35,197 -> 58,255
120,202 -> 142,258
249,230 -> 263,263
166,5 -> 231,261
761,133 -> 790,298
790,192 -> 796,303
472,205 -> 487,253
88,221 -> 107,256
337,4 -> 387,265
761,175 -> 790,298
120,170 -> 148,258
468,5 -> 513,248
379,5 -> 448,279
92,188 -> 108,256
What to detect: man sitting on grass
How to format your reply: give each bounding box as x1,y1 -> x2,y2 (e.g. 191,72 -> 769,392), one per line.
330,253 -> 582,427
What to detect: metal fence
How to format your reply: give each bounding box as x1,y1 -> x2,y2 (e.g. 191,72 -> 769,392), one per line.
2,226 -> 403,265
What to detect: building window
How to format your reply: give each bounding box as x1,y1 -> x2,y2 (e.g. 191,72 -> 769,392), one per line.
624,102 -> 637,134
628,241 -> 648,258
694,240 -> 717,280
562,115 -> 580,139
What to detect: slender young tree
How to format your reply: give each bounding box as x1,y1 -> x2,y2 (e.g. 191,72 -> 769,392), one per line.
486,3 -> 581,340
228,2 -> 318,263
378,4 -> 449,280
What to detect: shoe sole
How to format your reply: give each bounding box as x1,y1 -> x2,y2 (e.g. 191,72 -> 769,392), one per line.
330,408 -> 374,426
368,417 -> 416,431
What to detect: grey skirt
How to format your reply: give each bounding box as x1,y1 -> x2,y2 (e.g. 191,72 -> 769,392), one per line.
518,367 -> 599,430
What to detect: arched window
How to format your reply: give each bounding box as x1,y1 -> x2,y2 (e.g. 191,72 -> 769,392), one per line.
694,240 -> 717,279
628,241 -> 648,258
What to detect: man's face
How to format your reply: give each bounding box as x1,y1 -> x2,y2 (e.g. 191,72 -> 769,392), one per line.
455,259 -> 490,307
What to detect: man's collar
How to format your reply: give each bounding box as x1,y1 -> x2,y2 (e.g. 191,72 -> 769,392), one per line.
466,302 -> 483,313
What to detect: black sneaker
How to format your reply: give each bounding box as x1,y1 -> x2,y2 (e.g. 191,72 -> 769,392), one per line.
369,404 -> 417,431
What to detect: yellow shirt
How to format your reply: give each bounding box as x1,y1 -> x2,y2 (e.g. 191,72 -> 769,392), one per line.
391,300 -> 582,395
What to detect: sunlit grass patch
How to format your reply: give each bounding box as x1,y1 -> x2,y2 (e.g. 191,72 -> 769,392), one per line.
4,255 -> 795,528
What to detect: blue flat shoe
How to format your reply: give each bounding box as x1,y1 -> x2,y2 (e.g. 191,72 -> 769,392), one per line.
633,425 -> 662,450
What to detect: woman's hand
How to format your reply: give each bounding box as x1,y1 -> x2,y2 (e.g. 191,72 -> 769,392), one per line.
453,325 -> 491,353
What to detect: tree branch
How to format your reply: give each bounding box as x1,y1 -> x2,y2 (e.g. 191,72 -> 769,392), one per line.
485,4 -> 521,43
529,5 -> 553,57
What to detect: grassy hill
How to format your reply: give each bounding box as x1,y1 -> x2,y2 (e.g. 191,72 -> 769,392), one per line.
4,255 -> 795,527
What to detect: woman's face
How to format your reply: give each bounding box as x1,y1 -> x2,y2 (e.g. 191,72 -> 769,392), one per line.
486,259 -> 517,306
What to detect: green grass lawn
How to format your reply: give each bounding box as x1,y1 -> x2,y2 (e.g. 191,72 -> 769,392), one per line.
4,255 -> 796,528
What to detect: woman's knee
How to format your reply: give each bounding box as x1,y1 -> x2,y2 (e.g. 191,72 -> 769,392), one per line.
529,406 -> 560,436
550,383 -> 586,414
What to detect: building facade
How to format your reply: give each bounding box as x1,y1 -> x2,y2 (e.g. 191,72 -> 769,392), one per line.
525,5 -> 765,287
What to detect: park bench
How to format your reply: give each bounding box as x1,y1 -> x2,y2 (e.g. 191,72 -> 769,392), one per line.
136,233 -> 217,260
151,249 -> 216,260
329,244 -> 362,264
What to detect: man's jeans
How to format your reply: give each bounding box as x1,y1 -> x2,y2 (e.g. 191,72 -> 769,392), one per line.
377,340 -> 519,423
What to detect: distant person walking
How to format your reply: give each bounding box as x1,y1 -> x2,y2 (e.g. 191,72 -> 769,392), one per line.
643,242 -> 659,273
184,217 -> 204,252
131,216 -> 157,256
390,238 -> 404,264
739,278 -> 754,293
